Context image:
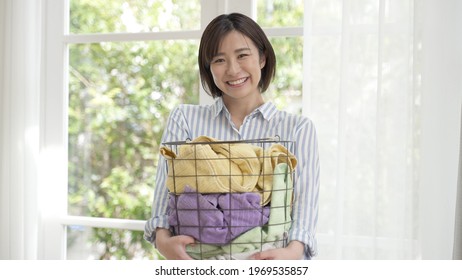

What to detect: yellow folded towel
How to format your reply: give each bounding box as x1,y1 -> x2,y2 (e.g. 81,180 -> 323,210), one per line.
160,136 -> 297,205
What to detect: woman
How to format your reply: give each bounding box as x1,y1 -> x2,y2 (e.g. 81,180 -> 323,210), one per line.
144,13 -> 320,260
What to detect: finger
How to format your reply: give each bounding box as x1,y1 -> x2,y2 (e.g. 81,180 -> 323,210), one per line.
175,236 -> 195,260
178,235 -> 196,245
177,251 -> 194,260
250,251 -> 272,260
256,250 -> 277,260
249,252 -> 260,260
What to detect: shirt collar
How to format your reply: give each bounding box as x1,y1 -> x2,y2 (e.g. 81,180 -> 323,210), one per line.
211,97 -> 278,121
211,98 -> 225,118
255,101 -> 278,121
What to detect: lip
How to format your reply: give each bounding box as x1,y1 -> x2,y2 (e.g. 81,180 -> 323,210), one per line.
226,77 -> 248,86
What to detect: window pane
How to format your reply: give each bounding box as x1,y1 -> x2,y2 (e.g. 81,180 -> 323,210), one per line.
68,40 -> 199,219
266,37 -> 303,115
66,226 -> 163,259
70,0 -> 201,33
257,0 -> 304,27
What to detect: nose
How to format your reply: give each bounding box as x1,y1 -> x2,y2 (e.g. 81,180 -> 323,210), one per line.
226,59 -> 240,75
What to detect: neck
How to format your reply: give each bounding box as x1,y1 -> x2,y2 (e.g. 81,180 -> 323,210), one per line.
222,94 -> 265,129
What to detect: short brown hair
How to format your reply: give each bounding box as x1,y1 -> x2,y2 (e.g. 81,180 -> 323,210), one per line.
198,13 -> 276,98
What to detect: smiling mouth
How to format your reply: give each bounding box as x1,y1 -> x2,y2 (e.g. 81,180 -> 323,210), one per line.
227,77 -> 248,86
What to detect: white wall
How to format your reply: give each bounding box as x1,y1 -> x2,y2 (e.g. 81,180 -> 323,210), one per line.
420,0 -> 462,259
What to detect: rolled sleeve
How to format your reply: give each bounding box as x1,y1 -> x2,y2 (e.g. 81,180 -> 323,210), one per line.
144,215 -> 169,243
288,223 -> 317,259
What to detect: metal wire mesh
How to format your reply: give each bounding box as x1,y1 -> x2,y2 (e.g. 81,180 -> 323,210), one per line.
162,136 -> 296,260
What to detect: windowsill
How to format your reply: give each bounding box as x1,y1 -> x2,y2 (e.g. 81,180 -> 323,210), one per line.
60,215 -> 145,231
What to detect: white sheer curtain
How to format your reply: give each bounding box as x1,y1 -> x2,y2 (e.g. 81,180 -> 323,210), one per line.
304,0 -> 420,259
304,0 -> 462,260
0,0 -> 42,259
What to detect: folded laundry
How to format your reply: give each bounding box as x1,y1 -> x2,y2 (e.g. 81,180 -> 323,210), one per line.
204,241 -> 283,260
187,227 -> 285,260
160,136 -> 297,205
185,163 -> 293,259
168,186 -> 270,245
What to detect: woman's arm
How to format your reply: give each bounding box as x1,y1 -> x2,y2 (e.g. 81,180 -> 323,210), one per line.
144,106 -> 191,247
287,117 -> 320,258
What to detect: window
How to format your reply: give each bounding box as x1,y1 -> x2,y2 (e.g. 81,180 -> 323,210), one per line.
43,0 -> 304,260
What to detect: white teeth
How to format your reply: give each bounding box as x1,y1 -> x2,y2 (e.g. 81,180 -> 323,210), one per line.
228,77 -> 247,85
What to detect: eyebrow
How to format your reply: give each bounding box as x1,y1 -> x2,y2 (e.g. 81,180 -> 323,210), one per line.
213,47 -> 252,57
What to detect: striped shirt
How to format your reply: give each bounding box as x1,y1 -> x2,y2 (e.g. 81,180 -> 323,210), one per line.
144,98 -> 320,259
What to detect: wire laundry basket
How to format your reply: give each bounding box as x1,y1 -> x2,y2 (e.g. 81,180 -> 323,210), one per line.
161,136 -> 297,260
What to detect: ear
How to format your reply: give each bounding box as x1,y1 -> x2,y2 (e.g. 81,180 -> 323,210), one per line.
260,54 -> 266,69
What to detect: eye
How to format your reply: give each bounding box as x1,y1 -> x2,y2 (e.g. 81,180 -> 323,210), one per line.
211,58 -> 225,64
238,53 -> 250,59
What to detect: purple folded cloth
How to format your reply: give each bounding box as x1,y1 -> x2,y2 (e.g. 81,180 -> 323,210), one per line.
168,186 -> 270,245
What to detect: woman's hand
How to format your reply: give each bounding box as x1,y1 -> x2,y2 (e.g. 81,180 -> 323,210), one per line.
155,228 -> 195,260
250,240 -> 305,260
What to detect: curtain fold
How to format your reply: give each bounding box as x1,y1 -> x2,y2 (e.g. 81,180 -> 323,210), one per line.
0,0 -> 42,259
454,105 -> 462,260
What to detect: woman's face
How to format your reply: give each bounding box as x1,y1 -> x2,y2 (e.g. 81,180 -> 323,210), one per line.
210,31 -> 266,101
